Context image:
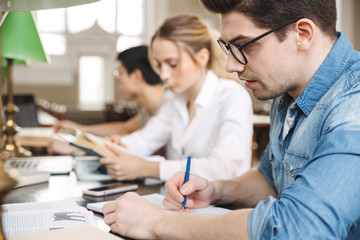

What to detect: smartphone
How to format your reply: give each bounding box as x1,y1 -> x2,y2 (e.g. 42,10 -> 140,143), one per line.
82,182 -> 138,196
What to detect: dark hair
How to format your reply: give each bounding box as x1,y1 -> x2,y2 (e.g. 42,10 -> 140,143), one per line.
117,45 -> 161,85
199,0 -> 337,41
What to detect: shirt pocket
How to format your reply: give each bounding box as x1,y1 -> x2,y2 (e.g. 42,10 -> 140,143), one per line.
283,151 -> 309,186
268,146 -> 282,191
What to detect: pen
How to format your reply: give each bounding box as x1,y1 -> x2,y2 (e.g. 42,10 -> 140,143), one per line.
182,156 -> 191,208
109,135 -> 126,148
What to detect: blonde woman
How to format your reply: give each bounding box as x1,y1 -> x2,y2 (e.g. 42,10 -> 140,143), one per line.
100,14 -> 253,181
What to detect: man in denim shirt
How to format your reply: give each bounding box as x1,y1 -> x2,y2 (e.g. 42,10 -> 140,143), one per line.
101,0 -> 360,239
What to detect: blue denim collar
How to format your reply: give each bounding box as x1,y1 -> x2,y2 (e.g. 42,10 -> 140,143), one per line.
294,32 -> 353,116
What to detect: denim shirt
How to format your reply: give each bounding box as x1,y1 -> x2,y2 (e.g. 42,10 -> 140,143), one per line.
248,33 -> 360,239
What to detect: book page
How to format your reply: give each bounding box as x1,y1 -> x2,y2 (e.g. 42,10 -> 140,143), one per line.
55,126 -> 118,158
2,199 -> 97,237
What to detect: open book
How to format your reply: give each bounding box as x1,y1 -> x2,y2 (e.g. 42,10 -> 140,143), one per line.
2,199 -> 97,237
54,126 -> 117,158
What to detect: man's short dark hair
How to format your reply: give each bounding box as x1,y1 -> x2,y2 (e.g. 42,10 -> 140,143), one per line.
117,45 -> 161,85
199,0 -> 337,41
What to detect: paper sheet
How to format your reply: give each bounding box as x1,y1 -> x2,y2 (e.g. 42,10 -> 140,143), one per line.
87,193 -> 231,215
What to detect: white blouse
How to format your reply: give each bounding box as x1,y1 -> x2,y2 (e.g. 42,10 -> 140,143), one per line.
121,70 -> 253,181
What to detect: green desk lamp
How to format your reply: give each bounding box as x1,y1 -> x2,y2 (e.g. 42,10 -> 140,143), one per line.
0,2 -> 99,239
1,11 -> 49,158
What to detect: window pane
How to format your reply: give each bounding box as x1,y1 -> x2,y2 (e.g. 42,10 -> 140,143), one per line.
116,36 -> 142,52
67,0 -> 116,33
79,56 -> 105,107
117,0 -> 143,35
97,0 -> 116,33
40,33 -> 66,55
36,8 -> 65,32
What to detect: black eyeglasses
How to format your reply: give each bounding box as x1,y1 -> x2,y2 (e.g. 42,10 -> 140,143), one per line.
217,18 -> 301,65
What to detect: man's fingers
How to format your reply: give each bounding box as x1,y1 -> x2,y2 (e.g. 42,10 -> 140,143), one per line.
180,174 -> 208,195
103,201 -> 117,215
163,191 -> 184,209
164,172 -> 186,203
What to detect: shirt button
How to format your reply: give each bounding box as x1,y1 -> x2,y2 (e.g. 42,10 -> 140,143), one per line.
290,165 -> 294,172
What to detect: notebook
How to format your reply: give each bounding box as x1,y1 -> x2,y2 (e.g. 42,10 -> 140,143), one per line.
12,170 -> 51,188
5,155 -> 74,175
75,156 -> 113,181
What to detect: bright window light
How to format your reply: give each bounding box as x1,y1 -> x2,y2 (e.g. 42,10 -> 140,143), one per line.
67,0 -> 116,33
117,36 -> 142,52
79,56 -> 105,107
36,8 -> 65,32
117,0 -> 143,35
40,33 -> 66,55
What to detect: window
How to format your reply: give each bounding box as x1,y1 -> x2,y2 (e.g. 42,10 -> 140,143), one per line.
33,0 -> 146,108
79,56 -> 105,109
36,8 -> 66,55
117,0 -> 143,36
36,0 -> 145,55
67,0 -> 116,34
40,33 -> 66,55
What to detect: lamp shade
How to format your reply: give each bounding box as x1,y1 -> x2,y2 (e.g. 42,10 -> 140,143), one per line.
1,11 -> 49,63
0,0 -> 100,11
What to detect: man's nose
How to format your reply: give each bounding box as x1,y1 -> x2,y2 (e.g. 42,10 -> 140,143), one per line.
226,54 -> 245,73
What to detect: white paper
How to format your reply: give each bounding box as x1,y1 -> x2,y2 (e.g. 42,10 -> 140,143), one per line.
87,193 -> 230,215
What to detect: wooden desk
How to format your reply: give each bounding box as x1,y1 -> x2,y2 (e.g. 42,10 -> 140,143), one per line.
15,127 -> 54,148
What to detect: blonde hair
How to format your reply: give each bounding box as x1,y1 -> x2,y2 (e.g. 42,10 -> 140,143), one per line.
149,14 -> 238,82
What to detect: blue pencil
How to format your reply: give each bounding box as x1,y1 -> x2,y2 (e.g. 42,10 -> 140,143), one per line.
182,156 -> 191,208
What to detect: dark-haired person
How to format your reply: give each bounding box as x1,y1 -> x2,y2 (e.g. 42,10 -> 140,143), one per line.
102,0 -> 360,239
48,46 -> 171,155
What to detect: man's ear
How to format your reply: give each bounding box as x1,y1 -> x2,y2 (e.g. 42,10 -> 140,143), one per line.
131,68 -> 145,84
295,18 -> 316,51
195,48 -> 210,67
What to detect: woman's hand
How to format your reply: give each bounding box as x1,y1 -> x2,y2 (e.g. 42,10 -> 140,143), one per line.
99,143 -> 159,180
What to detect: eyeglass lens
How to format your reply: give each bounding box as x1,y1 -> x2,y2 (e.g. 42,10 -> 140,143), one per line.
217,40 -> 246,65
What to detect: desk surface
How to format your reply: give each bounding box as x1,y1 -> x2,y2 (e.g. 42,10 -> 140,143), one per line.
4,172 -> 165,234
4,172 -> 165,205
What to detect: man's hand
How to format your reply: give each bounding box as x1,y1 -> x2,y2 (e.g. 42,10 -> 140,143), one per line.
163,172 -> 215,210
103,192 -> 164,239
